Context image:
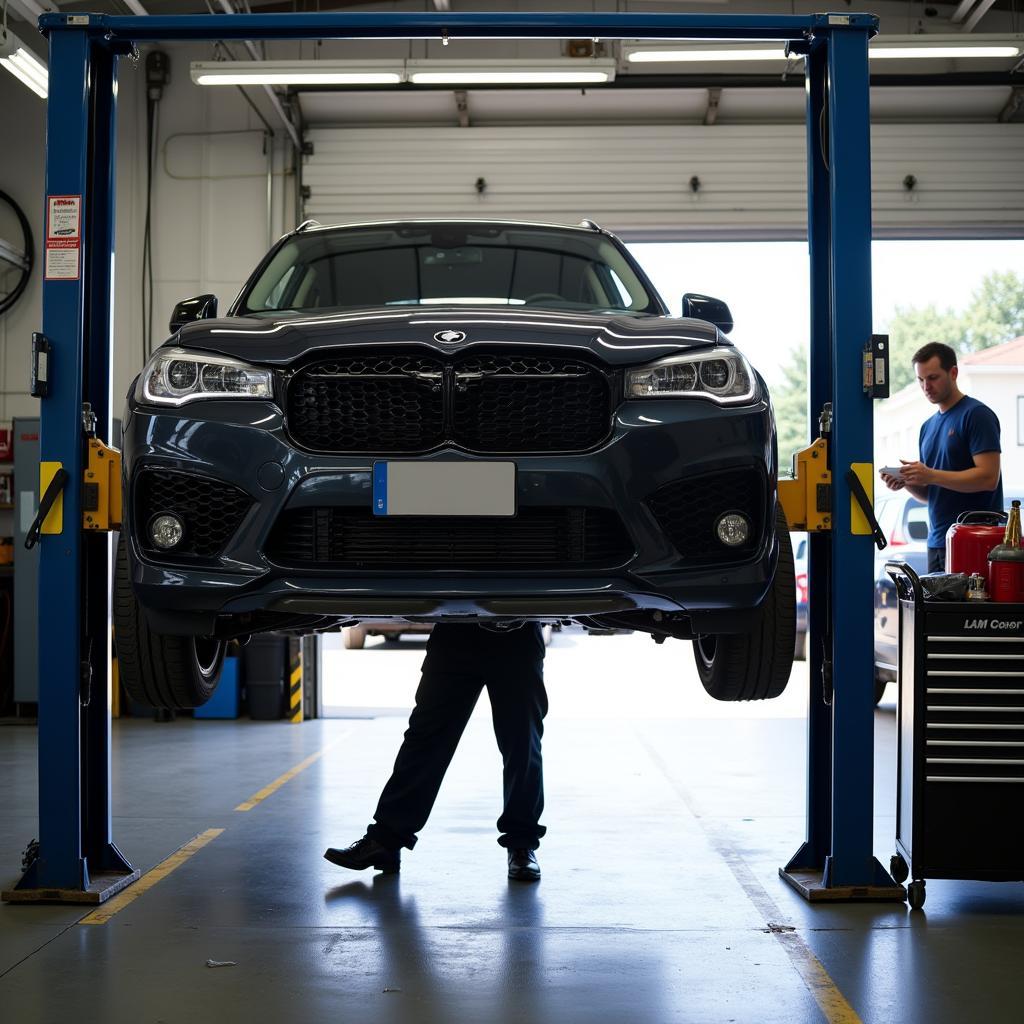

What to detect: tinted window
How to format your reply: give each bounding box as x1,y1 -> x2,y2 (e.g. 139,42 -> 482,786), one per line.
240,223 -> 661,315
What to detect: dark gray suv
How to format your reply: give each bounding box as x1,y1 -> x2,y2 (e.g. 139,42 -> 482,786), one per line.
115,220 -> 793,709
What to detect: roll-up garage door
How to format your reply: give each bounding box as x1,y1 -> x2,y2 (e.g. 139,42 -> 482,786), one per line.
302,123 -> 1024,239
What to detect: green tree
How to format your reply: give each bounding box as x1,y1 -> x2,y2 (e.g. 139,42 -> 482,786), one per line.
961,271 -> 1024,352
773,344 -> 810,473
886,303 -> 964,392
770,269 -> 1024,463
884,269 -> 1024,390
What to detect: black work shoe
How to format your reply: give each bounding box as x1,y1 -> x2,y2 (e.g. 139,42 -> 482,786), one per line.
507,848 -> 541,882
324,836 -> 400,874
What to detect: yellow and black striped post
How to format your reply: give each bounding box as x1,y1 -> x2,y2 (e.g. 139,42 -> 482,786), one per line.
288,638 -> 303,723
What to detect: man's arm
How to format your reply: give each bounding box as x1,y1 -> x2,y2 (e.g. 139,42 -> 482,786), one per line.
899,451 -> 1001,494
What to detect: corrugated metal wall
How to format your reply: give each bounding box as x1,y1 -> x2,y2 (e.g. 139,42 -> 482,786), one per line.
303,123 -> 1024,239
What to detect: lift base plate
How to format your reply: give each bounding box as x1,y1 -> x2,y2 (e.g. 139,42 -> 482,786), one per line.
3,869 -> 140,905
779,868 -> 906,902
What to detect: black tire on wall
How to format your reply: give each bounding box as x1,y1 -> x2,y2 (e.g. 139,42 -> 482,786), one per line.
692,506 -> 796,701
114,536 -> 224,709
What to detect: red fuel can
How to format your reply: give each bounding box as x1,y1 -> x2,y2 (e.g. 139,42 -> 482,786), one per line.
946,511 -> 1007,578
988,557 -> 1024,602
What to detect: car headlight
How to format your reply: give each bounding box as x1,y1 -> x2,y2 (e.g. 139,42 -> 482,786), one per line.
625,347 -> 756,405
135,347 -> 274,407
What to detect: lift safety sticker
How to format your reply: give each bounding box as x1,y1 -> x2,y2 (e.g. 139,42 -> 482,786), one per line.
45,195 -> 82,280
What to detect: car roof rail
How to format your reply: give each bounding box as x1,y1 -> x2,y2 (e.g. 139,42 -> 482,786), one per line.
578,219 -> 602,232
296,219 -> 322,232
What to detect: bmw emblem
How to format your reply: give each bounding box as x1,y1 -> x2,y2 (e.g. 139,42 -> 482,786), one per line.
434,329 -> 466,345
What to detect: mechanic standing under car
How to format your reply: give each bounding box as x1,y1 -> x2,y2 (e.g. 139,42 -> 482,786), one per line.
325,622 -> 548,882
880,341 -> 1002,573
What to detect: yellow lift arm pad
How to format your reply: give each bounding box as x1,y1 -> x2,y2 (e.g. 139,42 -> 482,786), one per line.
39,461 -> 64,535
849,462 -> 874,536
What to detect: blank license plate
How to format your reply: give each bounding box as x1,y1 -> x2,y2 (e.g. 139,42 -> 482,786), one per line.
373,461 -> 516,516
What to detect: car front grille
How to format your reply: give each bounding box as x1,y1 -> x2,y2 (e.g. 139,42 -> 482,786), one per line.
134,471 -> 252,560
646,467 -> 766,564
265,506 -> 633,570
286,352 -> 612,454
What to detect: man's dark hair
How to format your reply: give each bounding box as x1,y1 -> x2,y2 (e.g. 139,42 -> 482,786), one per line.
912,342 -> 957,371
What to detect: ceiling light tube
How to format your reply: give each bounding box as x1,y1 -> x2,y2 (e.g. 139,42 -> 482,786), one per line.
190,61 -> 404,86
406,59 -> 615,85
625,34 -> 1022,65
0,29 -> 48,98
627,47 -> 790,63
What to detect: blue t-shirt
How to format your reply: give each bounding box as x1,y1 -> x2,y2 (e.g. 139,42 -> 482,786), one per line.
919,394 -> 1002,549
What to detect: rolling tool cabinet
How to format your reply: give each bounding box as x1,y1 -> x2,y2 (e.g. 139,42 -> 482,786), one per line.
886,562 -> 1024,909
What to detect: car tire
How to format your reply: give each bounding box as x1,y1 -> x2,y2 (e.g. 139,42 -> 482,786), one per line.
114,536 -> 224,710
692,506 -> 796,701
343,625 -> 367,650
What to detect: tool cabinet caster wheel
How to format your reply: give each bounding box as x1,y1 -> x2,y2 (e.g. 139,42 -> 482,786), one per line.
890,854 -> 909,884
907,879 -> 926,910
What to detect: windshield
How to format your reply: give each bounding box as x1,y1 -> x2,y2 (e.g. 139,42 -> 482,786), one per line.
238,223 -> 662,315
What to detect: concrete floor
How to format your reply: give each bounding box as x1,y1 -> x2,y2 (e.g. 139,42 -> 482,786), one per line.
2,643 -> 1024,1023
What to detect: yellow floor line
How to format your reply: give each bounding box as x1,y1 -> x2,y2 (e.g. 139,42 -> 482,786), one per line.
637,733 -> 862,1024
235,734 -> 349,812
78,829 -> 224,926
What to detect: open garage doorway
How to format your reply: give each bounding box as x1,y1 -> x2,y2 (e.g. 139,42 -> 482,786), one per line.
319,236 -> 1024,720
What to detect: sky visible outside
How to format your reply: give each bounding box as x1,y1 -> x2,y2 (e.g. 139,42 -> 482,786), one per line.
629,239 -> 1024,387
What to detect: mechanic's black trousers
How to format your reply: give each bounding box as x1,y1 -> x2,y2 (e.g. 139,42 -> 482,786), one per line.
367,623 -> 548,852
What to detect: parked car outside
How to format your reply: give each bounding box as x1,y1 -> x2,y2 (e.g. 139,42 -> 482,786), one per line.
873,491 -> 930,703
792,534 -> 807,661
114,219 -> 794,710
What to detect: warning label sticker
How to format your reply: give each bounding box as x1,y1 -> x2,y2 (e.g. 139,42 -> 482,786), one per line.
45,195 -> 82,280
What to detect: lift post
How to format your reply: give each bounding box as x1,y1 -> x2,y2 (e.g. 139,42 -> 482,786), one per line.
4,9 -> 897,903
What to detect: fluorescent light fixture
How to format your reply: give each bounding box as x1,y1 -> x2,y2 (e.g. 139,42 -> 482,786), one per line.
628,47 -> 791,64
407,59 -> 615,85
869,45 -> 1020,59
0,29 -> 48,98
625,34 -> 1022,65
190,60 -> 403,86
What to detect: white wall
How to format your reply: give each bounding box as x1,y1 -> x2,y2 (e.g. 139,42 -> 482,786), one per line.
1,40 -> 296,429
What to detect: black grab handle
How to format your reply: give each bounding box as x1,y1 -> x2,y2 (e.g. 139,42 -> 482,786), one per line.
845,469 -> 887,551
24,467 -> 69,550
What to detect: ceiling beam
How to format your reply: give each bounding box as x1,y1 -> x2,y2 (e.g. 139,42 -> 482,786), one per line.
962,0 -> 998,33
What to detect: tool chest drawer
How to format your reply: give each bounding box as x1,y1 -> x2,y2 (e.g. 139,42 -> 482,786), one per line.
888,562 -> 1024,894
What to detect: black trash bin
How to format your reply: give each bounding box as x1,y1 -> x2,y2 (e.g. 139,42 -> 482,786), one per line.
242,634 -> 288,720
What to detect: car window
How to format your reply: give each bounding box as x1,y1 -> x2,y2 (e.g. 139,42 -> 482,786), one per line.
239,224 -> 661,315
905,503 -> 929,542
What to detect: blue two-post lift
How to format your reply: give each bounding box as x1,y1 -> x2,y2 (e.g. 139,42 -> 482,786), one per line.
3,9 -> 903,903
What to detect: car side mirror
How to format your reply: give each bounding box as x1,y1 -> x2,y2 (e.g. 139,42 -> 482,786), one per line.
682,293 -> 733,334
169,294 -> 218,333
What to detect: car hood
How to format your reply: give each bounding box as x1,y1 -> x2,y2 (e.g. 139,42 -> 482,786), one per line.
169,306 -> 728,368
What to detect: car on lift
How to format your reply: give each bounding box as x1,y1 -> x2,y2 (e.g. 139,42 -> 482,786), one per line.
114,219 -> 794,709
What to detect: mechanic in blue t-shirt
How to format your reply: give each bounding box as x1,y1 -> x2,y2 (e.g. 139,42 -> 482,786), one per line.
880,341 -> 1002,573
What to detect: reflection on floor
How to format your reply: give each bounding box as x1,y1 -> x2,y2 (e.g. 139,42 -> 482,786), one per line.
1,638 -> 1020,1023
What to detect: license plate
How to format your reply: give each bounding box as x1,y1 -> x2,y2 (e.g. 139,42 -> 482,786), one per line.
373,461 -> 516,516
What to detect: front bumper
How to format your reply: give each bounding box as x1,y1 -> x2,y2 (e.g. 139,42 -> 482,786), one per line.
122,392 -> 777,635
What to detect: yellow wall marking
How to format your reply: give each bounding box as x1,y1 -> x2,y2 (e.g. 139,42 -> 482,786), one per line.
639,735 -> 862,1024
234,737 -> 346,812
79,828 -> 224,926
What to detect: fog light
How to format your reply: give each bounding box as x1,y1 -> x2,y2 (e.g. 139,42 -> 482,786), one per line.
715,512 -> 750,547
150,514 -> 184,550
